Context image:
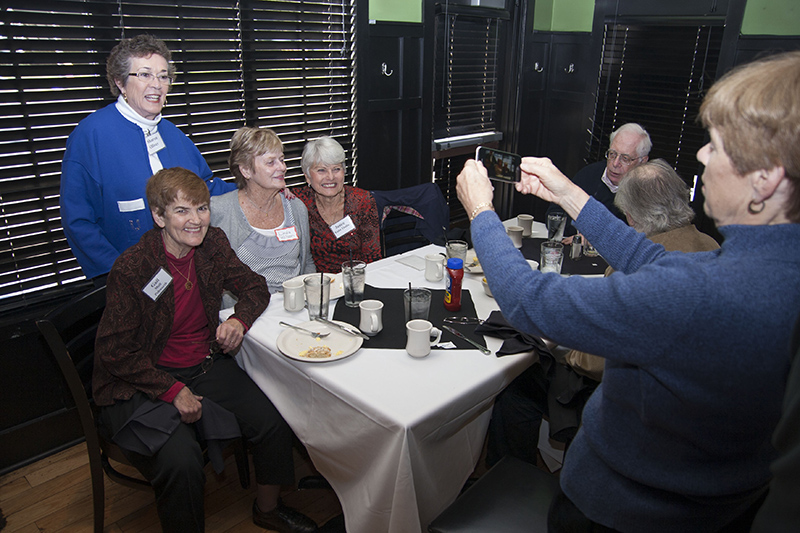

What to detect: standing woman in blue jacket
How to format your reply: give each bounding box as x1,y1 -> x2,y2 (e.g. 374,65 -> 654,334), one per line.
60,34 -> 234,284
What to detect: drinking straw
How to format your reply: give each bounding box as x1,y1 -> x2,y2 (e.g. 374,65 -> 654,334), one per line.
319,272 -> 324,318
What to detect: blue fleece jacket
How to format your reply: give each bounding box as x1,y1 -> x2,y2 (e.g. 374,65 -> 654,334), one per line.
60,103 -> 234,278
472,199 -> 800,532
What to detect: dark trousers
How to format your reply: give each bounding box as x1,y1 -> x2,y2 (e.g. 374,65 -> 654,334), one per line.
487,361 -> 598,467
100,355 -> 294,533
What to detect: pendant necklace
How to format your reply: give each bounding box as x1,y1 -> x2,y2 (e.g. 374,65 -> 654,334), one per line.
169,256 -> 194,291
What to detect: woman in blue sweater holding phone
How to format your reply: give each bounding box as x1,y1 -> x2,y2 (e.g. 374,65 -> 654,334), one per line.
458,51 -> 800,532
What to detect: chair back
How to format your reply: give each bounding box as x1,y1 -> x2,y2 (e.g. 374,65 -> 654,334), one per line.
36,285 -> 148,532
371,183 -> 450,257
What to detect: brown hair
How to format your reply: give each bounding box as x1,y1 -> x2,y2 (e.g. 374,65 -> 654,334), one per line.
146,167 -> 210,217
106,34 -> 176,97
699,51 -> 800,222
228,127 -> 284,189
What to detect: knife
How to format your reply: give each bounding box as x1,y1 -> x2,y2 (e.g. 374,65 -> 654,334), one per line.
313,317 -> 370,340
442,325 -> 491,355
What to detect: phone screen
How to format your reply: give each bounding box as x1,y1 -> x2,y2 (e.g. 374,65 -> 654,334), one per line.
475,146 -> 522,182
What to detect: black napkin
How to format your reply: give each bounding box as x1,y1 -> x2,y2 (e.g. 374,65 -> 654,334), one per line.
520,237 -> 609,276
333,285 -> 481,350
474,310 -> 554,359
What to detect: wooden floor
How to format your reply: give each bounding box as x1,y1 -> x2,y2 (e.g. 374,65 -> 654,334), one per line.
0,442 -> 343,532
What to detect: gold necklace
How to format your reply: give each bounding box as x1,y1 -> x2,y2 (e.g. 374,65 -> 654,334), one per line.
169,256 -> 194,291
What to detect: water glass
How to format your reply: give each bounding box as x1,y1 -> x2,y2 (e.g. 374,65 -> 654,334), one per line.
547,213 -> 567,242
403,287 -> 432,322
341,260 -> 366,307
540,241 -> 564,274
304,275 -> 332,320
446,240 -> 468,263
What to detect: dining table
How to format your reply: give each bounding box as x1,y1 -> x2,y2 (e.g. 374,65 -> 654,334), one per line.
221,219 -> 602,533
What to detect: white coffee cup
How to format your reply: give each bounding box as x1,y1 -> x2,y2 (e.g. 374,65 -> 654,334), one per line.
517,214 -> 534,237
405,319 -> 443,358
425,253 -> 444,282
359,299 -> 384,336
507,225 -> 524,248
282,278 -> 306,312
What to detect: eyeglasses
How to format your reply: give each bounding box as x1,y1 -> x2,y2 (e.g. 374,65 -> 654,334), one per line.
128,71 -> 173,85
605,149 -> 641,167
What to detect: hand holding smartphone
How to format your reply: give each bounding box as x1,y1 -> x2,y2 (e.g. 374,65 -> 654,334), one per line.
475,146 -> 522,182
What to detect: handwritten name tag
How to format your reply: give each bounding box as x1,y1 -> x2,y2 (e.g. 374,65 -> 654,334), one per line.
275,226 -> 299,242
146,130 -> 166,155
143,267 -> 172,301
330,215 -> 356,239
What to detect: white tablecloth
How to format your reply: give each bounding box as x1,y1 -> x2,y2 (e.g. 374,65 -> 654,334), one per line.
223,242 -> 539,533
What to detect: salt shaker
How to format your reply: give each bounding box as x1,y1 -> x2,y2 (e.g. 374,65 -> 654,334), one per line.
571,234 -> 583,260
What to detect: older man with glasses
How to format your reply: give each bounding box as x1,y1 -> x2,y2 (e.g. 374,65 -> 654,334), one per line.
546,123 -> 651,237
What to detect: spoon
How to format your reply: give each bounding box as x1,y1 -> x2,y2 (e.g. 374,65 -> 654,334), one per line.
279,321 -> 330,339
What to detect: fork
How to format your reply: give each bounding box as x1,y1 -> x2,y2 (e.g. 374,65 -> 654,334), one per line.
279,321 -> 330,339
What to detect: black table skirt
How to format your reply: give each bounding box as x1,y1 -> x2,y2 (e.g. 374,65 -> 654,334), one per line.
333,285 -> 487,350
520,237 -> 608,276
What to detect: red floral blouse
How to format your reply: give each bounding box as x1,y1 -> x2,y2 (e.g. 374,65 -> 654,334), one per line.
294,185 -> 382,273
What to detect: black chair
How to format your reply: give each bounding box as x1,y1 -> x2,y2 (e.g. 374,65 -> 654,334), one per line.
36,286 -> 250,533
371,183 -> 450,257
427,455 -> 561,533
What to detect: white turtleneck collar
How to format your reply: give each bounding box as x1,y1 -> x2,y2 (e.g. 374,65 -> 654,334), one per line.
115,95 -> 165,174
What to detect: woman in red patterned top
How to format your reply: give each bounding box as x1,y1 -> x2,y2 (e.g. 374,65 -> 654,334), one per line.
294,136 -> 381,273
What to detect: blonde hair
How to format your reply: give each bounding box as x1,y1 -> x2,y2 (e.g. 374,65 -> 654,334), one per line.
228,127 -> 284,189
699,51 -> 800,221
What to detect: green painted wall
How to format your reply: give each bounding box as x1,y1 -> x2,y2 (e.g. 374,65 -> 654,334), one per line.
533,0 -> 593,31
742,0 -> 799,35
369,0 -> 422,23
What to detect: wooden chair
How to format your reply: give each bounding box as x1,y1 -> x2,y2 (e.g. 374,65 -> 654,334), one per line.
36,286 -> 250,533
427,455 -> 561,533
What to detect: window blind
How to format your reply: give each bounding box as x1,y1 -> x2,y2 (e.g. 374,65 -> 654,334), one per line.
432,4 -> 510,225
0,0 -> 356,311
433,8 -> 505,139
588,22 -> 723,184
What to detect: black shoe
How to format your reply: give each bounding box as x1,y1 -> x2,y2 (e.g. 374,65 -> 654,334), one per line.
253,499 -> 318,533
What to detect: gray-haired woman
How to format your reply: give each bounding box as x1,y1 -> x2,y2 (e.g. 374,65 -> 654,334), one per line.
61,34 -> 234,283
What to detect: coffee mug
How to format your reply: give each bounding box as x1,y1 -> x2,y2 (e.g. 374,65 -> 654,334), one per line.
359,299 -> 384,336
405,319 -> 443,358
425,253 -> 444,282
507,225 -> 524,248
517,214 -> 534,237
282,278 -> 306,312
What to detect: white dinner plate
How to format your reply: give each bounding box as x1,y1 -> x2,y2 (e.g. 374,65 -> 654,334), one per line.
463,249 -> 483,274
277,320 -> 363,363
287,272 -> 345,300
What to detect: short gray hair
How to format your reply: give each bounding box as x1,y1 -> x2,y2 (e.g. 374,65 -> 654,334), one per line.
609,123 -> 652,158
301,136 -> 346,176
614,159 -> 695,236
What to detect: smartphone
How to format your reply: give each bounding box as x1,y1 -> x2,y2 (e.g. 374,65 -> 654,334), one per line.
475,146 -> 522,182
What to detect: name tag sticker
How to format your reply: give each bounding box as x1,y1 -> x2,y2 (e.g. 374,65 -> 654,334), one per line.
145,130 -> 167,155
275,226 -> 299,242
118,198 -> 146,212
143,267 -> 172,301
330,215 -> 356,239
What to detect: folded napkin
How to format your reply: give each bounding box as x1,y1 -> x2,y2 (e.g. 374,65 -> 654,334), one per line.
474,310 -> 554,359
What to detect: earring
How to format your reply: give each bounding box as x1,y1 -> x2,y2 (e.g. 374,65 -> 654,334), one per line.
122,92 -> 128,102
747,200 -> 765,214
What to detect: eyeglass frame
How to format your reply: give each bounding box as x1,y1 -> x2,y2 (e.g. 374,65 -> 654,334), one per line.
605,149 -> 642,167
128,71 -> 173,85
